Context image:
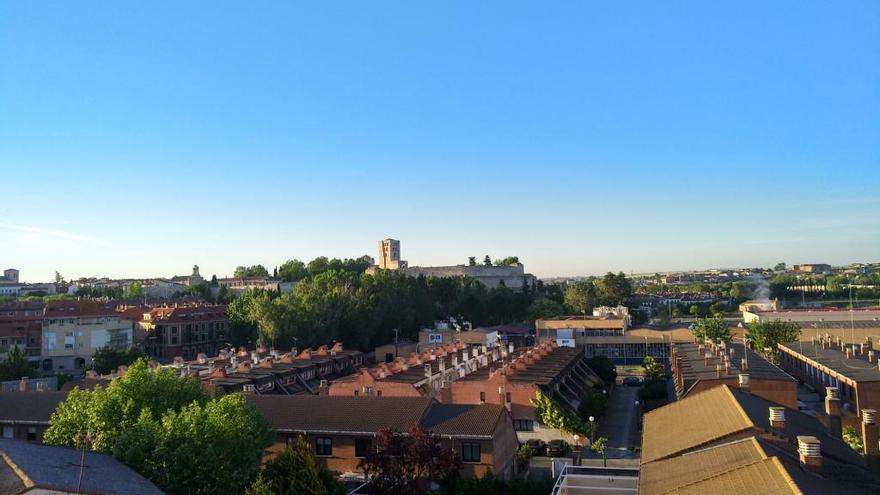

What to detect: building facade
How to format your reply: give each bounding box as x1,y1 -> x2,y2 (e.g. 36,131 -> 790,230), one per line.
248,395 -> 519,480
141,305 -> 228,360
41,301 -> 133,372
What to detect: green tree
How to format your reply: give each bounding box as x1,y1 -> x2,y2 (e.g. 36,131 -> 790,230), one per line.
123,281 -> 144,301
44,359 -> 208,452
0,347 -> 33,381
234,265 -> 270,278
843,425 -> 864,452
591,437 -> 608,467
527,296 -> 564,321
468,256 -> 476,266
688,304 -> 699,317
774,262 -> 786,272
642,356 -> 666,381
745,320 -> 801,363
595,272 -> 633,306
54,271 -> 64,284
826,276 -> 844,294
564,280 -> 598,315
531,390 -> 589,436
134,394 -> 270,495
45,360 -> 268,495
730,282 -> 745,301
493,256 -> 520,266
278,259 -> 309,282
692,317 -> 732,344
90,346 -> 144,375
247,437 -> 330,495
483,255 -> 492,266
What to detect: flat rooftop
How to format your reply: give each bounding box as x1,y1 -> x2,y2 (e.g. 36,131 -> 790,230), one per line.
779,341 -> 880,383
753,308 -> 880,324
675,342 -> 795,386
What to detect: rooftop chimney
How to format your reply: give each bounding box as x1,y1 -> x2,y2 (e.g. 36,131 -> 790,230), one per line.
769,407 -> 786,434
18,377 -> 27,392
738,373 -> 750,391
425,364 -> 432,380
798,436 -> 822,472
318,379 -> 329,396
870,351 -> 876,364
862,409 -> 880,470
825,387 -> 842,439
846,348 -> 853,360
741,358 -> 748,371
716,364 -> 722,379
35,381 -> 46,392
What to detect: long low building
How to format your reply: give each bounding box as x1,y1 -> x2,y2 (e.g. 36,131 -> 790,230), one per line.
177,343 -> 365,395
247,395 -> 520,480
670,341 -> 797,409
778,337 -> 880,421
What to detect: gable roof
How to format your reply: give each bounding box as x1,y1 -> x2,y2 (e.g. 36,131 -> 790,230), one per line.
642,386 -> 755,463
639,437 -> 788,494
248,395 -> 510,440
247,395 -> 434,434
0,439 -> 163,495
422,403 -> 506,439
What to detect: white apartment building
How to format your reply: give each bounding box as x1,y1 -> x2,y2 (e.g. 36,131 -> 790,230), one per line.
41,301 -> 133,372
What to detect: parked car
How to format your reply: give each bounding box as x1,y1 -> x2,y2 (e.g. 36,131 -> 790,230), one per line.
623,376 -> 643,387
524,439 -> 546,456
546,439 -> 568,457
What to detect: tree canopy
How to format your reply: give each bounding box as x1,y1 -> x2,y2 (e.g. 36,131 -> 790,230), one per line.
234,265 -> 270,278
0,347 -> 33,381
44,359 -> 270,495
359,427 -> 461,494
745,320 -> 801,363
247,436 -> 331,495
692,317 -> 732,344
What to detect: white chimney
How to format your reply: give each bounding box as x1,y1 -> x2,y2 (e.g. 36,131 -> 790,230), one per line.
425,364 -> 432,379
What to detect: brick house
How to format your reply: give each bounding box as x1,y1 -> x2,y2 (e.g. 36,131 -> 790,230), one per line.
141,305 -> 228,360
247,395 -> 519,480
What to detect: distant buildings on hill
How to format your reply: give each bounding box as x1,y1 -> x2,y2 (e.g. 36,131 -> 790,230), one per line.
367,238 -> 537,290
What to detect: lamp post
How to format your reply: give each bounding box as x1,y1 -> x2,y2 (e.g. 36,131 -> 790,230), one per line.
589,415 -> 596,445
572,434 -> 581,466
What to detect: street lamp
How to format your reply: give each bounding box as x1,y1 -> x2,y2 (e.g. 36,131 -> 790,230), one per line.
588,416 -> 596,444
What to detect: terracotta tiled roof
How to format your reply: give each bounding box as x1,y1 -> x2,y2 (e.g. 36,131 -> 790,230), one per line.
44,301 -> 118,318
0,391 -> 67,423
247,395 -> 434,434
641,386 -> 754,463
146,305 -> 227,323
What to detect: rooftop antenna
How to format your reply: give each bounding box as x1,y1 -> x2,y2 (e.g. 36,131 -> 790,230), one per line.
76,429 -> 93,494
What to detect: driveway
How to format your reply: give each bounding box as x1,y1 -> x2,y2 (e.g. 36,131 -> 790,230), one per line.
593,386 -> 640,458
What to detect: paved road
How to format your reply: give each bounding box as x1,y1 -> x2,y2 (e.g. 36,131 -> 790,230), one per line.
595,386 -> 640,456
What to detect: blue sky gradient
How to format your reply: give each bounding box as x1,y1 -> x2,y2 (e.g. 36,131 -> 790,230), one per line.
1,2 -> 878,281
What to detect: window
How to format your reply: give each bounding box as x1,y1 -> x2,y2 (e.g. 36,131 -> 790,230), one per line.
354,390 -> 359,397
2,426 -> 12,439
376,390 -> 382,397
513,419 -> 534,431
315,437 -> 332,456
26,427 -> 36,441
479,391 -> 486,403
355,438 -> 370,458
462,442 -> 481,463
506,392 -> 511,403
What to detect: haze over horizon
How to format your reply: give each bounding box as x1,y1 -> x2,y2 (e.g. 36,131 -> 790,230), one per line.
2,2 -> 879,282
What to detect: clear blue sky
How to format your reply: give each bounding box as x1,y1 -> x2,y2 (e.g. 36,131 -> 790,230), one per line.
1,1 -> 878,281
